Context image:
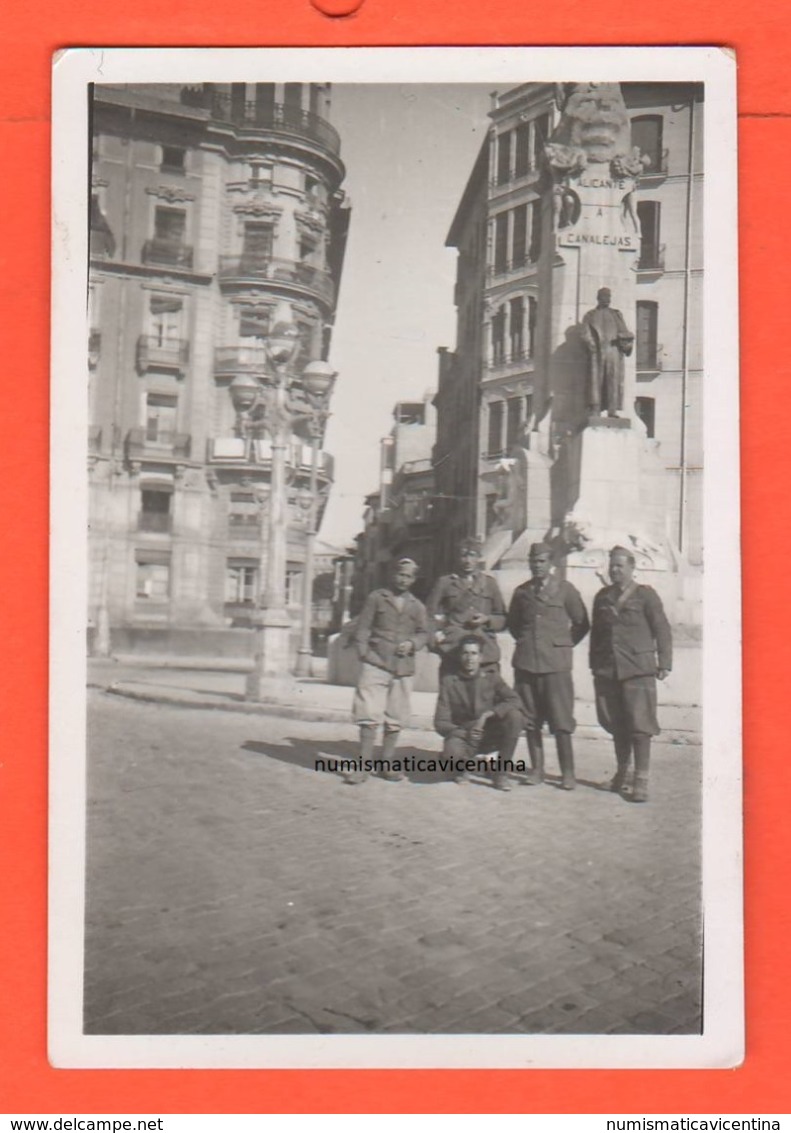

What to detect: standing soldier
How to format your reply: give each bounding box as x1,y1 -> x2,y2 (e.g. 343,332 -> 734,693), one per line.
589,546 -> 672,803
507,543 -> 590,790
347,557 -> 428,784
426,536 -> 507,675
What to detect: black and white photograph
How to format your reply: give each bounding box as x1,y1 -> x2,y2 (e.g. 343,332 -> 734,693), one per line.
50,47 -> 742,1068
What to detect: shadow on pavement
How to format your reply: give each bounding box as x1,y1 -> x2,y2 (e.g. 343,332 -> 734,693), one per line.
240,737 -> 508,788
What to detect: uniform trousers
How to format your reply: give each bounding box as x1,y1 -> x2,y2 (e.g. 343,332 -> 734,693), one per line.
442,708 -> 524,769
352,662 -> 412,731
513,670 -> 575,734
594,674 -> 660,737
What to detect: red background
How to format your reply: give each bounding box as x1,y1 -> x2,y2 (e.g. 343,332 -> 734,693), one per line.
1,0 -> 784,1114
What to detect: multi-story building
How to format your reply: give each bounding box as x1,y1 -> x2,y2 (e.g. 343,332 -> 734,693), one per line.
349,395 -> 437,608
431,141 -> 488,577
88,82 -> 350,649
441,80 -> 704,567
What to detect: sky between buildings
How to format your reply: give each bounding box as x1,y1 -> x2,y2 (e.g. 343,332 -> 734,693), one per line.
319,83 -> 493,548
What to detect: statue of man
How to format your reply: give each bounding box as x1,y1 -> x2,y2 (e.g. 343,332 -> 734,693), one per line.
580,288 -> 635,417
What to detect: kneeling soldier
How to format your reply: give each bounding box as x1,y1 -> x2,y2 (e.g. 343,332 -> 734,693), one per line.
348,557 -> 428,784
434,636 -> 525,791
507,542 -> 590,790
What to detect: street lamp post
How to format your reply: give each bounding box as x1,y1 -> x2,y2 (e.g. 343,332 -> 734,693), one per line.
228,315 -> 336,695
294,360 -> 336,678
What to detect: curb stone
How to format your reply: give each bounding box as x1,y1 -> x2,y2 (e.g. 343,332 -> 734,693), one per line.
93,680 -> 701,745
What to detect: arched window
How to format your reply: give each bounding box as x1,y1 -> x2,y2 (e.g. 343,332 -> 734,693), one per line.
491,307 -> 506,365
509,296 -> 524,359
493,213 -> 509,274
529,200 -> 542,262
527,296 -> 538,357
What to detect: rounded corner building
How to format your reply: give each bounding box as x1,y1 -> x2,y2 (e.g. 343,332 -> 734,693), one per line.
87,81 -> 350,656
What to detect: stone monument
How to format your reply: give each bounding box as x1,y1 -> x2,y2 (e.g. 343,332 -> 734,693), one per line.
493,82 -> 685,615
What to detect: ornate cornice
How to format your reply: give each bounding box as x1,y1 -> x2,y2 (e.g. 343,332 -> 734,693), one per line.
294,208 -> 327,237
232,198 -> 284,220
146,185 -> 196,203
227,293 -> 277,310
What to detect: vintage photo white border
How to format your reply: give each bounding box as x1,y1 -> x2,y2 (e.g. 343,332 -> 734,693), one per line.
49,45 -> 742,1069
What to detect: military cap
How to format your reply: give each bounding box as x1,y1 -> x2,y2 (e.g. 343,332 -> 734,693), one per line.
458,535 -> 483,552
609,545 -> 636,565
528,542 -> 552,558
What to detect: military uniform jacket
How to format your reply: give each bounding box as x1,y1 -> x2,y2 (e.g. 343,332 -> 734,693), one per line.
589,582 -> 673,680
507,575 -> 590,674
425,571 -> 507,666
354,588 -> 429,678
434,670 -> 524,740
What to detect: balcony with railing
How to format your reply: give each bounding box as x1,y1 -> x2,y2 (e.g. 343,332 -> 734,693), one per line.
214,345 -> 267,379
207,436 -> 334,481
487,256 -> 538,281
141,239 -> 194,270
228,514 -> 262,540
126,427 -> 191,463
138,511 -> 173,534
485,347 -> 534,375
637,244 -> 666,275
136,335 -> 190,375
640,148 -> 670,183
180,89 -> 341,156
218,254 -> 335,305
636,343 -> 664,374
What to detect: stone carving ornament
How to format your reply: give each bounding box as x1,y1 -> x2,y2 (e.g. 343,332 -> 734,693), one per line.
544,83 -> 650,233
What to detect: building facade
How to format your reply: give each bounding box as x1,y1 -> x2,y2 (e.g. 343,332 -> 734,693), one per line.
88,82 -> 350,646
431,142 -> 488,578
349,395 -> 437,609
442,81 -> 704,566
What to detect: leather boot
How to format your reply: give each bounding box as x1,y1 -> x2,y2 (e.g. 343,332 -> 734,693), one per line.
344,724 -> 375,784
555,732 -> 576,791
488,761 -> 512,791
606,734 -> 632,793
632,735 -> 651,802
524,730 -> 545,786
380,728 -> 404,780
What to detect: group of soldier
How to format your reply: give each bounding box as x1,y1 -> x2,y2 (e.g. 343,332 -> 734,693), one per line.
346,535 -> 673,803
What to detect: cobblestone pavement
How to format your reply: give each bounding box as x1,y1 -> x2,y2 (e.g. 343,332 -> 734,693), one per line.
85,689 -> 702,1036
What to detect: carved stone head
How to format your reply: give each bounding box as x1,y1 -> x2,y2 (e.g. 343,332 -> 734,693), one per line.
549,82 -> 632,165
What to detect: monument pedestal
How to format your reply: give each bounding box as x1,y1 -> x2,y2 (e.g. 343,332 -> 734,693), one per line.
558,418 -> 679,610
483,442 -> 554,590
485,84 -> 699,627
